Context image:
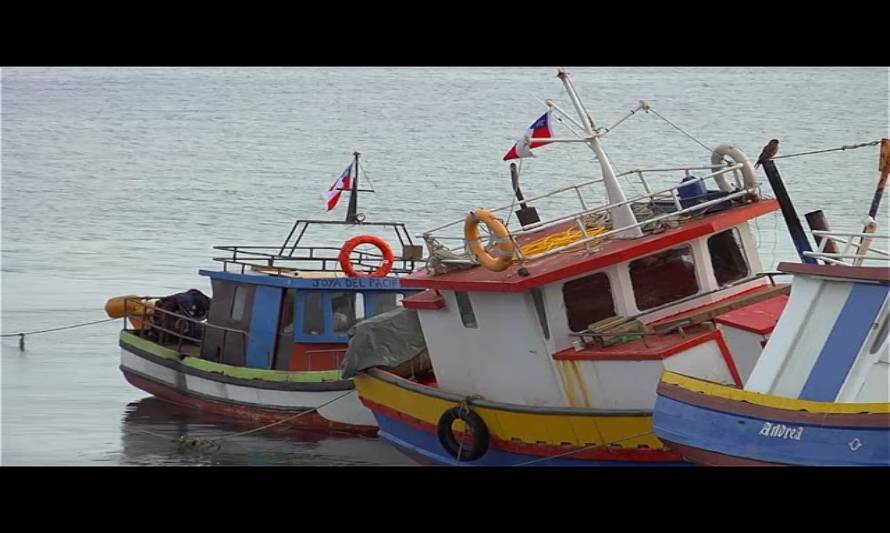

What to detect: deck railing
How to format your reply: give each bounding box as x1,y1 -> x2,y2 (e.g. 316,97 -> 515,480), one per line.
421,162 -> 757,264
122,297 -> 250,359
213,220 -> 423,275
804,230 -> 890,266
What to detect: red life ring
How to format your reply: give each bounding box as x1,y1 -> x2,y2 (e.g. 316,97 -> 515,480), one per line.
339,235 -> 396,278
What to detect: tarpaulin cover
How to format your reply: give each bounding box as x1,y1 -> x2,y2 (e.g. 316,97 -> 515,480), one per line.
342,307 -> 431,379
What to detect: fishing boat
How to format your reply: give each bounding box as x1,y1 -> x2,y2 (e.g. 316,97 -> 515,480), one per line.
347,68 -> 799,465
107,153 -> 423,434
652,139 -> 890,466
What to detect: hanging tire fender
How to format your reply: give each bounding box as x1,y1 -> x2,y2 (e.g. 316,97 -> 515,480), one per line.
436,405 -> 490,462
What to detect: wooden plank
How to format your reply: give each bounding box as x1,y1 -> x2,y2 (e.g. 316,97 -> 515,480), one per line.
653,284 -> 790,332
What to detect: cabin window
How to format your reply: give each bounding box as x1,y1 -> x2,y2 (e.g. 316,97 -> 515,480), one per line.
709,229 -> 749,286
303,292 -> 325,336
630,245 -> 699,311
455,291 -> 477,328
274,289 -> 296,369
563,272 -> 615,332
870,313 -> 889,354
531,288 -> 550,339
230,285 -> 248,321
331,292 -> 360,335
368,292 -> 403,316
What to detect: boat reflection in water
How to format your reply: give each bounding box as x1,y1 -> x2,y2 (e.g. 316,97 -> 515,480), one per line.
119,397 -> 417,466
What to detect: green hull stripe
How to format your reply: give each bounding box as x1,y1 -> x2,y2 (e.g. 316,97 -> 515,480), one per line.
119,331 -> 342,383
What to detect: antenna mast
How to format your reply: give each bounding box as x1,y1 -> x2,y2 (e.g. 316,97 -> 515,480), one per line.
556,68 -> 641,238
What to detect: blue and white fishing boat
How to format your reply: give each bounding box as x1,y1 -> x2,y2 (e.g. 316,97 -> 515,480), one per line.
653,139 -> 890,466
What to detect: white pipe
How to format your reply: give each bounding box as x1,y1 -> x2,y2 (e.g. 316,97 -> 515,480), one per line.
557,68 -> 641,238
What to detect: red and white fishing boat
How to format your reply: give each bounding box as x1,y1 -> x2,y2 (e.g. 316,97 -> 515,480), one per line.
348,68 -> 799,465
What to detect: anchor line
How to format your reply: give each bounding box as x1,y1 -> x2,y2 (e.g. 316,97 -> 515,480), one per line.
0,317 -> 118,337
131,390 -> 356,452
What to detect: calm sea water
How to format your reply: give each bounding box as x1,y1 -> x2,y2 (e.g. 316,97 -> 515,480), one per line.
2,67 -> 887,465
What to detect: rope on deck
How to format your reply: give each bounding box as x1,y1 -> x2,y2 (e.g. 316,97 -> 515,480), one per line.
1,317 -> 119,350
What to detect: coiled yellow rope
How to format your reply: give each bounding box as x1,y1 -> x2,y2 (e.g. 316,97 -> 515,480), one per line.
519,225 -> 609,258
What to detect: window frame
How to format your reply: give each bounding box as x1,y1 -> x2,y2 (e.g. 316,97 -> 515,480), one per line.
562,271 -> 616,333
707,228 -> 750,288
294,290 -> 406,343
230,285 -> 249,321
629,244 -> 701,312
454,291 -> 478,329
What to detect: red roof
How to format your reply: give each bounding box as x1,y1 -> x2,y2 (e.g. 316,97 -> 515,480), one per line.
714,294 -> 789,335
553,325 -> 719,361
404,199 -> 779,292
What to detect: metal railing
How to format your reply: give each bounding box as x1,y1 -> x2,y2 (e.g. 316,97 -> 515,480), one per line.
304,348 -> 349,372
804,230 -> 890,266
122,297 -> 250,359
423,162 -> 756,263
213,219 -> 423,275
213,244 -> 419,276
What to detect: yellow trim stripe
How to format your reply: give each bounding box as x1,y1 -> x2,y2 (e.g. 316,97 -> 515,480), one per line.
662,371 -> 890,414
354,374 -> 665,449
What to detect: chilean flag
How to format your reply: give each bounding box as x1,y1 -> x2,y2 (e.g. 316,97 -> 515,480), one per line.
322,163 -> 353,211
503,111 -> 553,161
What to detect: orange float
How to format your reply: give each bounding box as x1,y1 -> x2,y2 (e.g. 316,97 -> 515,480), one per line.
339,235 -> 396,278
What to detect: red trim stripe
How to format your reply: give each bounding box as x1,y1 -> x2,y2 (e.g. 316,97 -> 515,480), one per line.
402,200 -> 780,292
402,290 -> 446,310
713,329 -> 744,387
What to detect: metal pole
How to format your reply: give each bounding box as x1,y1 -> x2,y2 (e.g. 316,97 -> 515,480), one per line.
556,69 -> 640,238
855,138 -> 890,262
345,152 -> 360,224
805,210 -> 839,255
866,138 -> 890,218
761,159 -> 817,264
510,163 -> 528,210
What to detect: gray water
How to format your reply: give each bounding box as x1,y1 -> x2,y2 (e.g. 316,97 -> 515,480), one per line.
2,67 -> 887,465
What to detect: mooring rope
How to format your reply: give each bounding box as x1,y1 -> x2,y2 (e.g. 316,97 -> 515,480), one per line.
1,317 -> 119,350
509,430 -> 656,467
0,317 -> 118,338
132,389 -> 356,454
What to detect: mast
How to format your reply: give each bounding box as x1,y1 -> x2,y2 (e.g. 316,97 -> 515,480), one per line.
345,151 -> 360,224
556,69 -> 641,238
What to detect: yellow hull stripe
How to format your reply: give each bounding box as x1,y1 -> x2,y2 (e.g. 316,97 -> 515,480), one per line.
354,373 -> 665,449
662,371 -> 890,414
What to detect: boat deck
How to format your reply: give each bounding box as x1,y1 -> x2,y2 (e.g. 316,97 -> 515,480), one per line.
403,199 -> 779,292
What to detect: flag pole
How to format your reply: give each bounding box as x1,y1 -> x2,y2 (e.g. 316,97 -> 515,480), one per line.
345,151 -> 360,224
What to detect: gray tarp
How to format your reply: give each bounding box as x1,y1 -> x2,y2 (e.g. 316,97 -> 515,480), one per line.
342,307 -> 431,379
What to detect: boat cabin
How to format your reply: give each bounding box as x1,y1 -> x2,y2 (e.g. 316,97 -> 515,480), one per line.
402,146 -> 790,410
743,230 -> 890,405
194,219 -> 423,373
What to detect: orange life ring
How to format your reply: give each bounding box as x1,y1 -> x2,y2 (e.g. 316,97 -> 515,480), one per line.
339,235 -> 396,278
464,209 -> 514,272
